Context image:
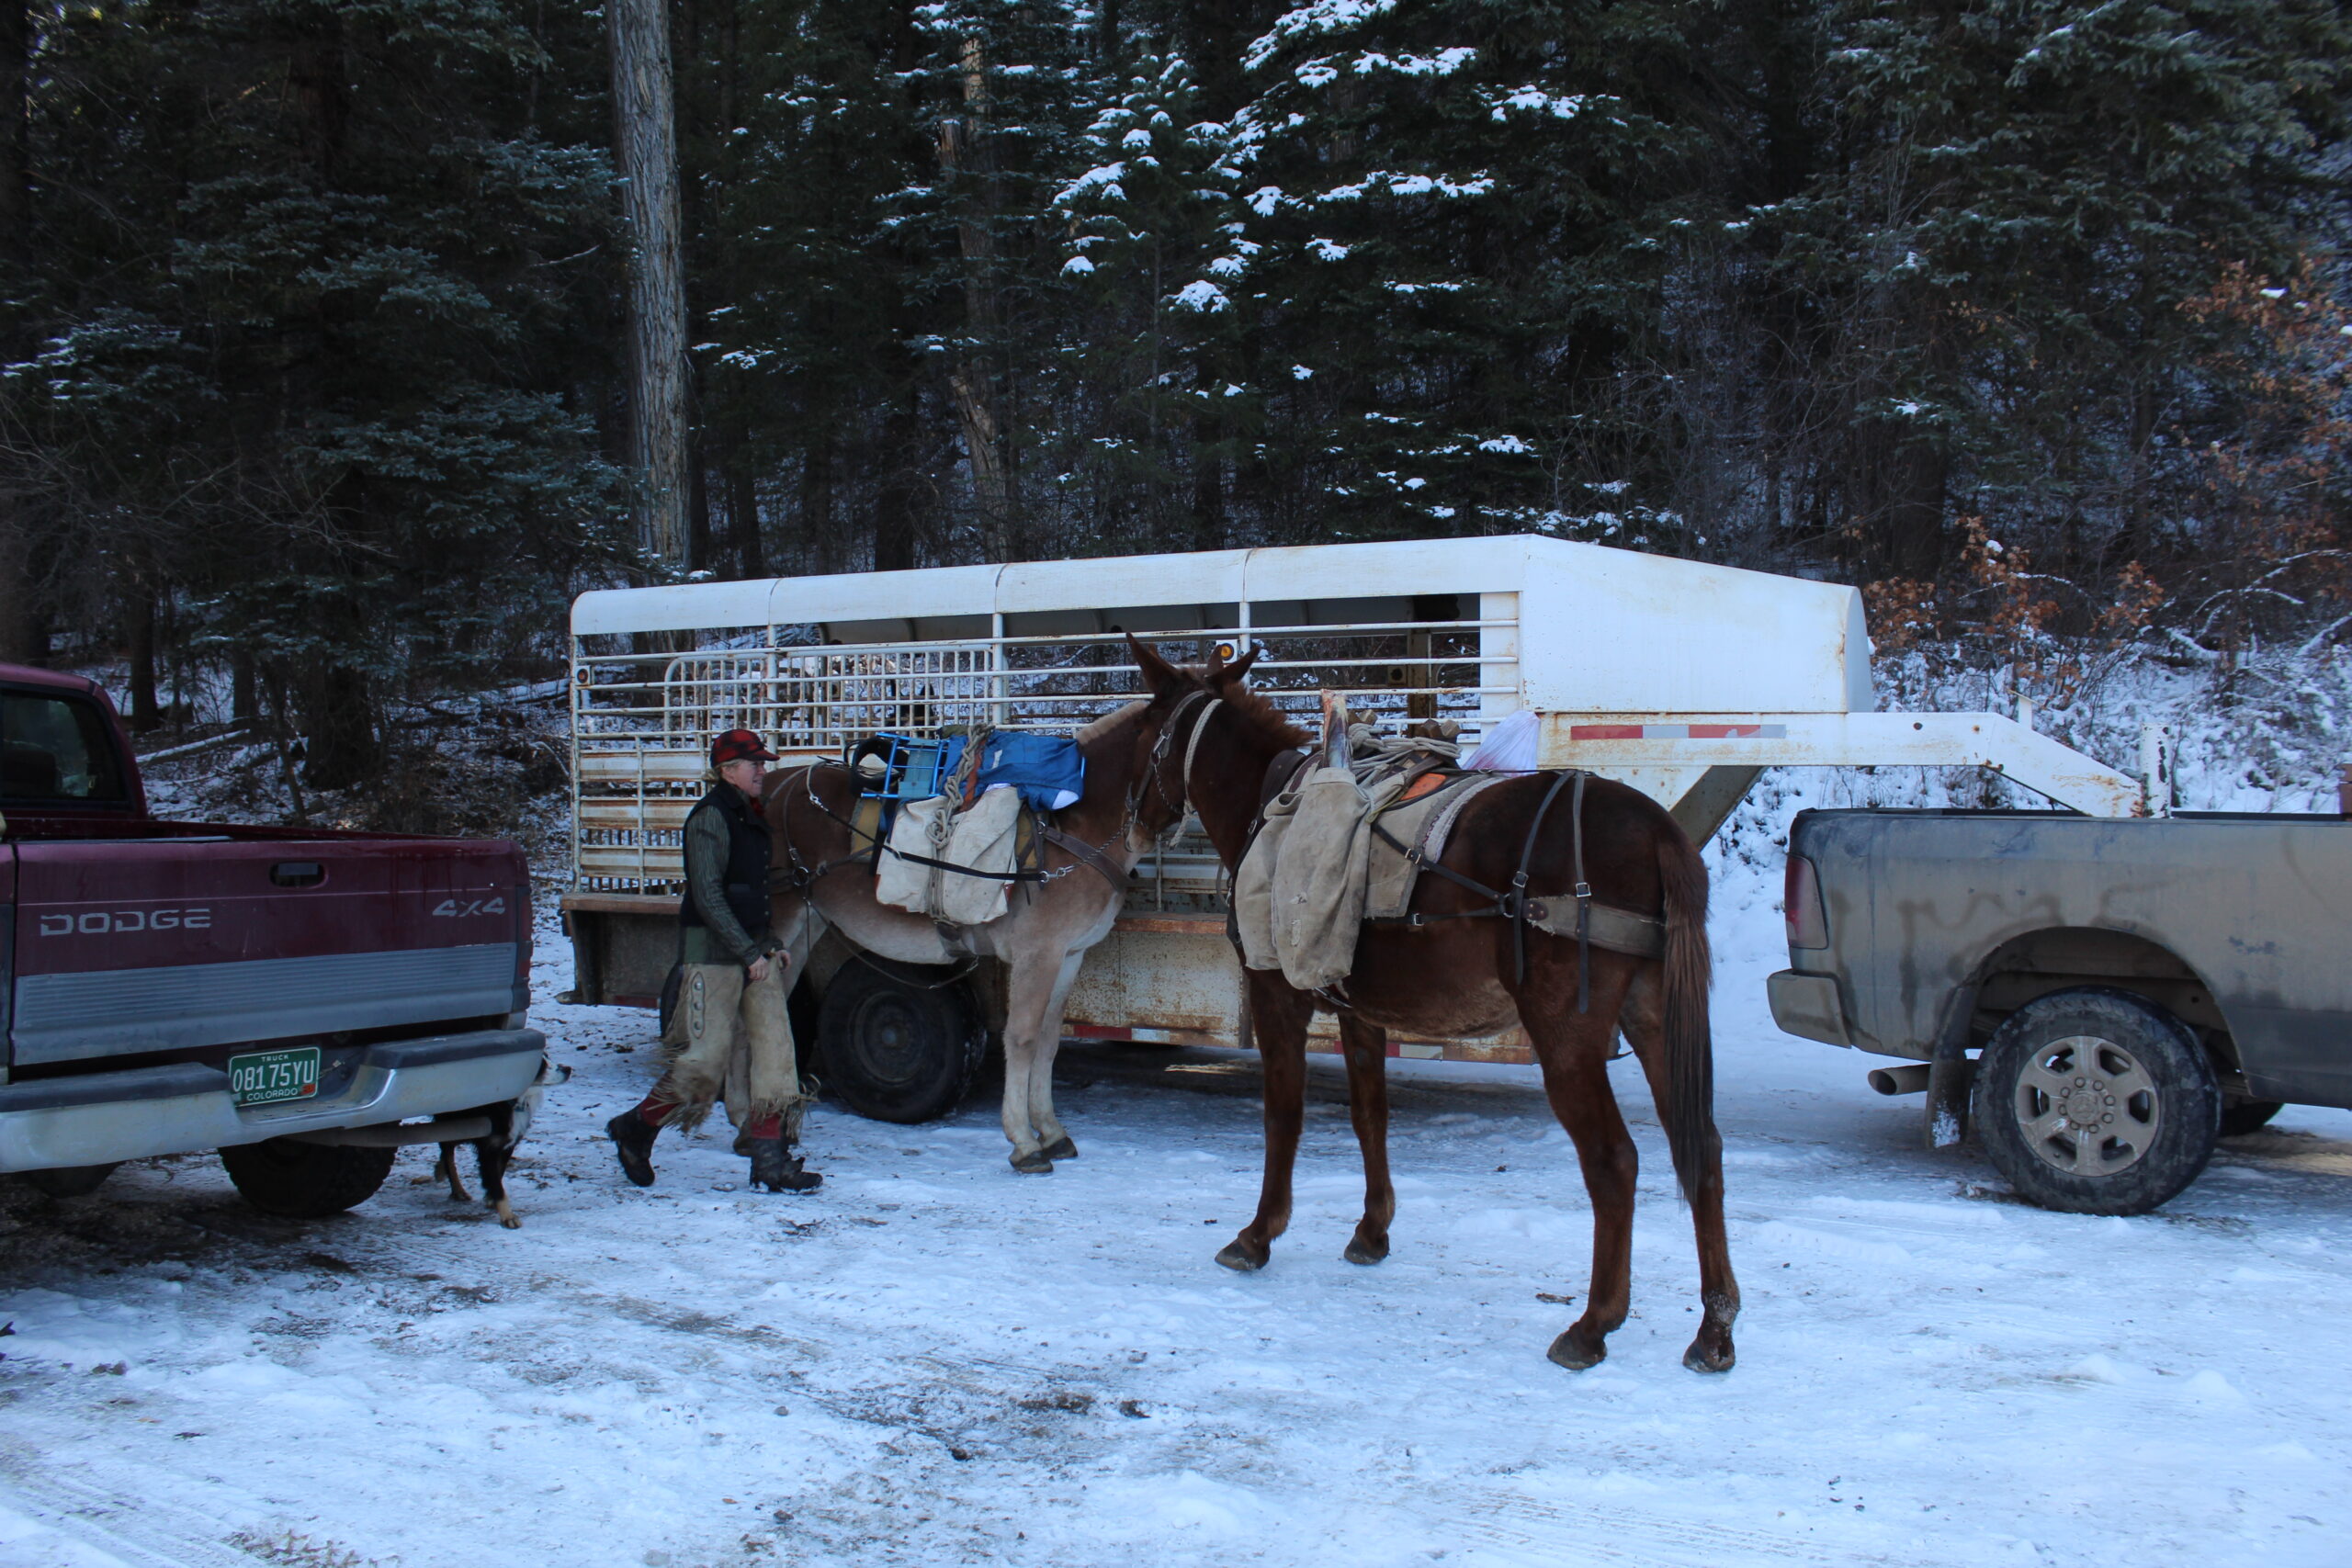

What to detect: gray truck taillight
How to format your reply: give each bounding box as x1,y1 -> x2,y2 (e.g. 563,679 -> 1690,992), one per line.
1784,854 -> 1830,949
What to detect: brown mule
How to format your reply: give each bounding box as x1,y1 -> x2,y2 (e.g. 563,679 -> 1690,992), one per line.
1127,636 -> 1739,1373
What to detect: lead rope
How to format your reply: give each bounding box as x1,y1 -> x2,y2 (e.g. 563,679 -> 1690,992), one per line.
1180,696 -> 1223,813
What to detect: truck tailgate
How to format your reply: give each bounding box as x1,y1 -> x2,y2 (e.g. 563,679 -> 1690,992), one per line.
8,837 -> 527,1069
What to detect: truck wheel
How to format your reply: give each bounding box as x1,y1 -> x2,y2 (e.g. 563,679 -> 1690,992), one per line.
20,1163 -> 118,1200
1974,987 -> 2220,1215
219,1140 -> 398,1219
2219,1097 -> 2284,1138
815,959 -> 983,1123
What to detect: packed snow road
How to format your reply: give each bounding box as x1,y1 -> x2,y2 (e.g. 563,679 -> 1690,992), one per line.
4,895 -> 2349,1568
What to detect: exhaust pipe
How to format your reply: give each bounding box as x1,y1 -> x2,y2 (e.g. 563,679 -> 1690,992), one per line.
288,1116 -> 492,1148
1868,1064 -> 1933,1097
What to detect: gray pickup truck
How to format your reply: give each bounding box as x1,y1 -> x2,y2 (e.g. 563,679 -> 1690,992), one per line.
1768,808 -> 2352,1214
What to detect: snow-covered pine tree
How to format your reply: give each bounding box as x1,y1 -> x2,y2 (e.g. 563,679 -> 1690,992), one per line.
1222,0 -> 1722,545
1049,53 -> 1254,553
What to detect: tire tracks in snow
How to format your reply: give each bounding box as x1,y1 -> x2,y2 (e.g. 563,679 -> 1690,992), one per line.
0,1450 -> 260,1568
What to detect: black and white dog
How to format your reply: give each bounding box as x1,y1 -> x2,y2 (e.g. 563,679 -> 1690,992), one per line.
433,1056 -> 571,1229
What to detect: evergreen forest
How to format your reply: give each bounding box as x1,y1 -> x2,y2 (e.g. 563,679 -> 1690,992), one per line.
2,0 -> 2346,795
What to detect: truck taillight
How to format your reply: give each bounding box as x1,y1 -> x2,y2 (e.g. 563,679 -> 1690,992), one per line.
1784,854 -> 1830,950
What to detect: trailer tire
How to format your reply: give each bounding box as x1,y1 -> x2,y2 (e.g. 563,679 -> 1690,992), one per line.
814,959 -> 984,1124
1974,987 -> 2220,1215
220,1139 -> 397,1219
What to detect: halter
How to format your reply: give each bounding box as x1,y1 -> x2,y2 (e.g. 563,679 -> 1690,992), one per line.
1142,689 -> 1221,827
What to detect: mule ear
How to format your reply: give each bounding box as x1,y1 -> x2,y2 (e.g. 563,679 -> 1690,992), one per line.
1220,641 -> 1262,684
1127,631 -> 1187,699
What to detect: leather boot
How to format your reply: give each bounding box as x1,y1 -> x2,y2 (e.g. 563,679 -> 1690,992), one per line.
606,1111 -> 659,1187
748,1137 -> 822,1193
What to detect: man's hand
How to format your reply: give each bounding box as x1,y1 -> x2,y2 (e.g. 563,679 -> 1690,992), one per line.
747,956 -> 772,984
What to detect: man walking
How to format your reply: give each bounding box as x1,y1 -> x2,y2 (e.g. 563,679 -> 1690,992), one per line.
606,728 -> 820,1192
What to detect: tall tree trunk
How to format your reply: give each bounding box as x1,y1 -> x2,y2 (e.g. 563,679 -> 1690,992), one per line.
1190,410 -> 1224,551
300,660 -> 378,792
232,651 -> 260,725
0,496 -> 35,664
126,586 -> 159,732
937,36 -> 1012,558
799,433 -> 833,575
608,0 -> 691,569
688,441 -> 713,571
286,17 -> 349,183
729,459 -> 762,579
873,394 -> 922,572
1,0 -> 29,266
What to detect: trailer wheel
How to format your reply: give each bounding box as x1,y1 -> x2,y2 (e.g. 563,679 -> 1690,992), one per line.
815,959 -> 983,1123
220,1139 -> 397,1219
2219,1097 -> 2284,1138
1974,987 -> 2220,1215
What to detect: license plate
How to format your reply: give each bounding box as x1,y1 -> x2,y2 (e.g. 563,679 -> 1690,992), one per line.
229,1046 -> 322,1107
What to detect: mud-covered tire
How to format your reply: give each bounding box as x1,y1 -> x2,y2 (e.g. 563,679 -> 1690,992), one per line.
2218,1097 -> 2285,1138
20,1164 -> 118,1200
219,1139 -> 398,1219
1974,987 -> 2220,1216
814,959 -> 984,1123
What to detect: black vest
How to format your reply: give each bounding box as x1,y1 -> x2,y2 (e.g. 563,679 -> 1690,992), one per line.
679,783 -> 772,939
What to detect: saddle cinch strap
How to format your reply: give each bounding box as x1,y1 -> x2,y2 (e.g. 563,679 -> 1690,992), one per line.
1367,769 -> 1665,1012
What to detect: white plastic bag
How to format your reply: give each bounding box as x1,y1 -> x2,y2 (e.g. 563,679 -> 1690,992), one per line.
1465,708 -> 1538,772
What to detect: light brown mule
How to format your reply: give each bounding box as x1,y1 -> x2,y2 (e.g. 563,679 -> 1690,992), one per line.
761,699 -> 1196,1173
1129,637 -> 1739,1372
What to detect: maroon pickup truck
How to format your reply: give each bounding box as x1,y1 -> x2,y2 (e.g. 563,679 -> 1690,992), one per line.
1,662 -> 547,1216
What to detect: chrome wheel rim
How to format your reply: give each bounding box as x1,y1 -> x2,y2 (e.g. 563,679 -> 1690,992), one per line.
2015,1033 -> 2161,1178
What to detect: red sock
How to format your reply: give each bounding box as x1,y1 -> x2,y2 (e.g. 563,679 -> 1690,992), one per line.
745,1112 -> 782,1142
634,1091 -> 673,1128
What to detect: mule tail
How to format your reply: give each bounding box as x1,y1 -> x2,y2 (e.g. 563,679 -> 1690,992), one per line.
1657,832 -> 1717,1202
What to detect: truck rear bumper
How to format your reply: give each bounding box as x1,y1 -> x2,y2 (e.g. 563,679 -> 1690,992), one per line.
0,1028 -> 548,1174
1767,969 -> 1851,1047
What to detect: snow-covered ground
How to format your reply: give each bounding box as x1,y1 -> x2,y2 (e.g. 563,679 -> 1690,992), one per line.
5,865 -> 2350,1568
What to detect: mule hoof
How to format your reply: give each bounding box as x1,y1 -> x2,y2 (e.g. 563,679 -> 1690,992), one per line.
1040,1135 -> 1078,1161
1682,1337 -> 1736,1374
1545,1330 -> 1607,1371
1010,1150 -> 1055,1175
1341,1235 -> 1388,1266
1215,1238 -> 1268,1272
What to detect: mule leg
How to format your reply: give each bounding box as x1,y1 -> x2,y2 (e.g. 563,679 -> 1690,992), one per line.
999,951 -> 1070,1173
1521,979 -> 1640,1371
1336,1014 -> 1396,1265
1029,949 -> 1089,1163
1622,966 -> 1740,1372
1218,975 -> 1314,1272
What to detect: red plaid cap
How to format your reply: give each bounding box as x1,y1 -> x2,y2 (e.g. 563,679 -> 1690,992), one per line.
711,728 -> 779,765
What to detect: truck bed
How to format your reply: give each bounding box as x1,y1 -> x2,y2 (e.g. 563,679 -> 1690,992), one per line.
1770,807 -> 2352,1108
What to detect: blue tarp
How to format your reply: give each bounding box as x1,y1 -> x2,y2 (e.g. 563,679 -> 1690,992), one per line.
977,732 -> 1086,811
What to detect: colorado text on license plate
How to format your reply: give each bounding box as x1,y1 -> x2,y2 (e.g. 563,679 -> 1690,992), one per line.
229,1047 -> 322,1106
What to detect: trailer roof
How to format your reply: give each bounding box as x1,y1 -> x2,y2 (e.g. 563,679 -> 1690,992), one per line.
571,535 -> 1875,716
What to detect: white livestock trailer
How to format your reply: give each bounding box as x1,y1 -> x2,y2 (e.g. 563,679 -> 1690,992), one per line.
560,535 -> 2154,1098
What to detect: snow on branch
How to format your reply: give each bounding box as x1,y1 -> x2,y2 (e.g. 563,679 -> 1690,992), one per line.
1243,0 -> 1397,71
